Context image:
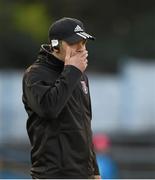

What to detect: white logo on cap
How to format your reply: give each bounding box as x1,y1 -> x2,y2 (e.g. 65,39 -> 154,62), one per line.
74,25 -> 83,32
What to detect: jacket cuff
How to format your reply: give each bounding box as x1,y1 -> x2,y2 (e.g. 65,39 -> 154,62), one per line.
63,65 -> 82,85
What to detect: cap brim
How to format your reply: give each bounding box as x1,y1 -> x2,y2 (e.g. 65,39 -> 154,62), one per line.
64,32 -> 95,44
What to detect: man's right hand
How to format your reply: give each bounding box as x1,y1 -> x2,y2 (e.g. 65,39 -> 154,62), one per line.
64,45 -> 88,73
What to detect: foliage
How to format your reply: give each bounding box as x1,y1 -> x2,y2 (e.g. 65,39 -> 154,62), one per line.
0,0 -> 155,71
12,2 -> 51,42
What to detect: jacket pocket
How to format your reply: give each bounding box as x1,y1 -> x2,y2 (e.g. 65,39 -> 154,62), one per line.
58,130 -> 88,172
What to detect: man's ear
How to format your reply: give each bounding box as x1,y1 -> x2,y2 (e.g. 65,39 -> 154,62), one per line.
53,46 -> 59,52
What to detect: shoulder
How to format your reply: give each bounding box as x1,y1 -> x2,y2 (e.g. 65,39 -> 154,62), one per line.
22,64 -> 41,87
23,63 -> 59,86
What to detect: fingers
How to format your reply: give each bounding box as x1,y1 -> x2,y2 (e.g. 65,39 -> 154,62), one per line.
76,50 -> 88,60
78,51 -> 88,65
82,52 -> 88,62
79,50 -> 88,57
65,47 -> 88,72
84,59 -> 88,63
65,45 -> 72,60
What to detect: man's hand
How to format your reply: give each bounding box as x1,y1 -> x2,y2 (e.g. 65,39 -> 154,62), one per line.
64,45 -> 88,73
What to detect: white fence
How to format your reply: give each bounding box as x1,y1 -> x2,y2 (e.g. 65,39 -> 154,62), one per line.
91,60 -> 155,132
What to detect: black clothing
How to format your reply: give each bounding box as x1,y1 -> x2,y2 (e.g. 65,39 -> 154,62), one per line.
22,45 -> 99,179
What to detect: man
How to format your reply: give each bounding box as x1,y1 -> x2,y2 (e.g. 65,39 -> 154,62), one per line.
22,17 -> 100,179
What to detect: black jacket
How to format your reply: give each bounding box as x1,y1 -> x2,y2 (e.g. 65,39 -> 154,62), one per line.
22,45 -> 99,179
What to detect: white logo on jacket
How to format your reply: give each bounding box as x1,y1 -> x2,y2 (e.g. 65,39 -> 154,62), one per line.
81,81 -> 88,94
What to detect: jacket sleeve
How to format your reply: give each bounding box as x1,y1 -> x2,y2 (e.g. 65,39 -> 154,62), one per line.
92,144 -> 100,175
86,76 -> 100,175
23,65 -> 82,118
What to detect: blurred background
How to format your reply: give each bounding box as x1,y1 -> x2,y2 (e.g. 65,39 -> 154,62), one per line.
0,0 -> 155,178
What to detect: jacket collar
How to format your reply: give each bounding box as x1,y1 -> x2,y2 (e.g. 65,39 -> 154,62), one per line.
37,44 -> 64,71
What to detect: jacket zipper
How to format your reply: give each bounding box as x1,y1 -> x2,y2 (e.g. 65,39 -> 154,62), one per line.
79,78 -> 92,175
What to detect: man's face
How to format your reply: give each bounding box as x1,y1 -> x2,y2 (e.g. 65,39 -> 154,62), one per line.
59,39 -> 87,61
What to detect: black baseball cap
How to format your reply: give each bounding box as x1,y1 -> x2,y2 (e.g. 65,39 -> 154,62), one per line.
48,17 -> 95,45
